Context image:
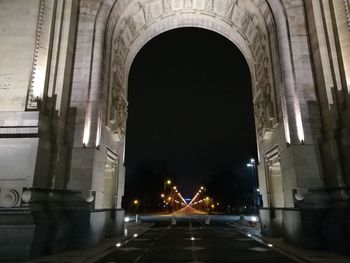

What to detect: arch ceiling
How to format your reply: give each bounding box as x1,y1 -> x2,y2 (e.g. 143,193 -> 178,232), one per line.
103,0 -> 283,141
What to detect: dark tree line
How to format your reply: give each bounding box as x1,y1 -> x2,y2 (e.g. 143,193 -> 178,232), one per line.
123,160 -> 178,213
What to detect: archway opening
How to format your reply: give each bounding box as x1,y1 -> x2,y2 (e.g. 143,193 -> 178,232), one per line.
123,27 -> 258,214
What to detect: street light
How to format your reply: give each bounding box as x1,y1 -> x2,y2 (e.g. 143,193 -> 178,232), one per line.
133,199 -> 140,215
163,179 -> 172,196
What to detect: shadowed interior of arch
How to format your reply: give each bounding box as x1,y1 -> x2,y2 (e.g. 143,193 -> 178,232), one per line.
123,27 -> 258,214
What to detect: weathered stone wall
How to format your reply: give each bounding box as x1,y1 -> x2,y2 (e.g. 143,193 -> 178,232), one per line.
67,0 -> 126,210
0,0 -> 39,111
0,0 -> 41,207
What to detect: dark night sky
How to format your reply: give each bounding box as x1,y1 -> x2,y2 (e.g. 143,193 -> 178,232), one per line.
125,27 -> 257,202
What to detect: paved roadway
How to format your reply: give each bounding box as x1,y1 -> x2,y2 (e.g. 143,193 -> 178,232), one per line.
97,212 -> 296,263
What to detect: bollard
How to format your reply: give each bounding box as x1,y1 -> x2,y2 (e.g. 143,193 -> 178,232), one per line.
205,215 -> 211,225
135,214 -> 139,224
171,215 -> 176,225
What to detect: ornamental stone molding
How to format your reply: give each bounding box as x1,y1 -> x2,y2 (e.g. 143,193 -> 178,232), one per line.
0,188 -> 22,208
109,91 -> 128,141
345,0 -> 350,31
108,0 -> 277,140
254,88 -> 274,138
26,0 -> 56,110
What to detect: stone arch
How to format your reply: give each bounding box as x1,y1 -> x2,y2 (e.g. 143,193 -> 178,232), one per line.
73,0 -> 327,218
80,0 -> 292,214
103,0 -> 281,144
68,0 -> 328,250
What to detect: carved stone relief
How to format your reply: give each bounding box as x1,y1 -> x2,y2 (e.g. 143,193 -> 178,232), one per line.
345,0 -> 350,31
110,91 -> 128,141
0,74 -> 11,89
254,81 -> 275,138
224,0 -> 239,21
126,16 -> 137,37
110,0 -> 276,139
184,0 -> 193,9
163,0 -> 171,12
205,0 -> 214,11
139,2 -> 152,21
0,188 -> 22,208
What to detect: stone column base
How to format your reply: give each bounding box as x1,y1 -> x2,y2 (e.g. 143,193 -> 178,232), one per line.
260,206 -> 350,255
0,189 -> 125,261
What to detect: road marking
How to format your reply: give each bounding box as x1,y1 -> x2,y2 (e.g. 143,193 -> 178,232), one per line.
132,238 -> 150,242
117,247 -> 141,252
183,246 -> 206,251
189,220 -> 200,262
185,237 -> 202,240
248,247 -> 271,252
236,238 -> 254,242
134,222 -> 172,263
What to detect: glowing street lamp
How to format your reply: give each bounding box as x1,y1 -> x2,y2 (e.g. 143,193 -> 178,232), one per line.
161,194 -> 165,198
133,199 -> 140,214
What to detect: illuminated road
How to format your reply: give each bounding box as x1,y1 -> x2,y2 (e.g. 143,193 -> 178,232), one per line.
96,214 -> 296,263
172,205 -> 206,215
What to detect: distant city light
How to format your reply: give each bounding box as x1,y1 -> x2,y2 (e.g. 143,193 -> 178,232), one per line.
268,244 -> 273,247
124,217 -> 130,222
134,234 -> 138,238
116,243 -> 121,247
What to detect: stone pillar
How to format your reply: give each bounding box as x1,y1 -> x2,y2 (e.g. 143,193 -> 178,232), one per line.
304,0 -> 350,201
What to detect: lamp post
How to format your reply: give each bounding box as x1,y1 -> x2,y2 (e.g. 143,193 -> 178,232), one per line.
133,199 -> 140,215
163,179 -> 171,193
246,158 -> 258,214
